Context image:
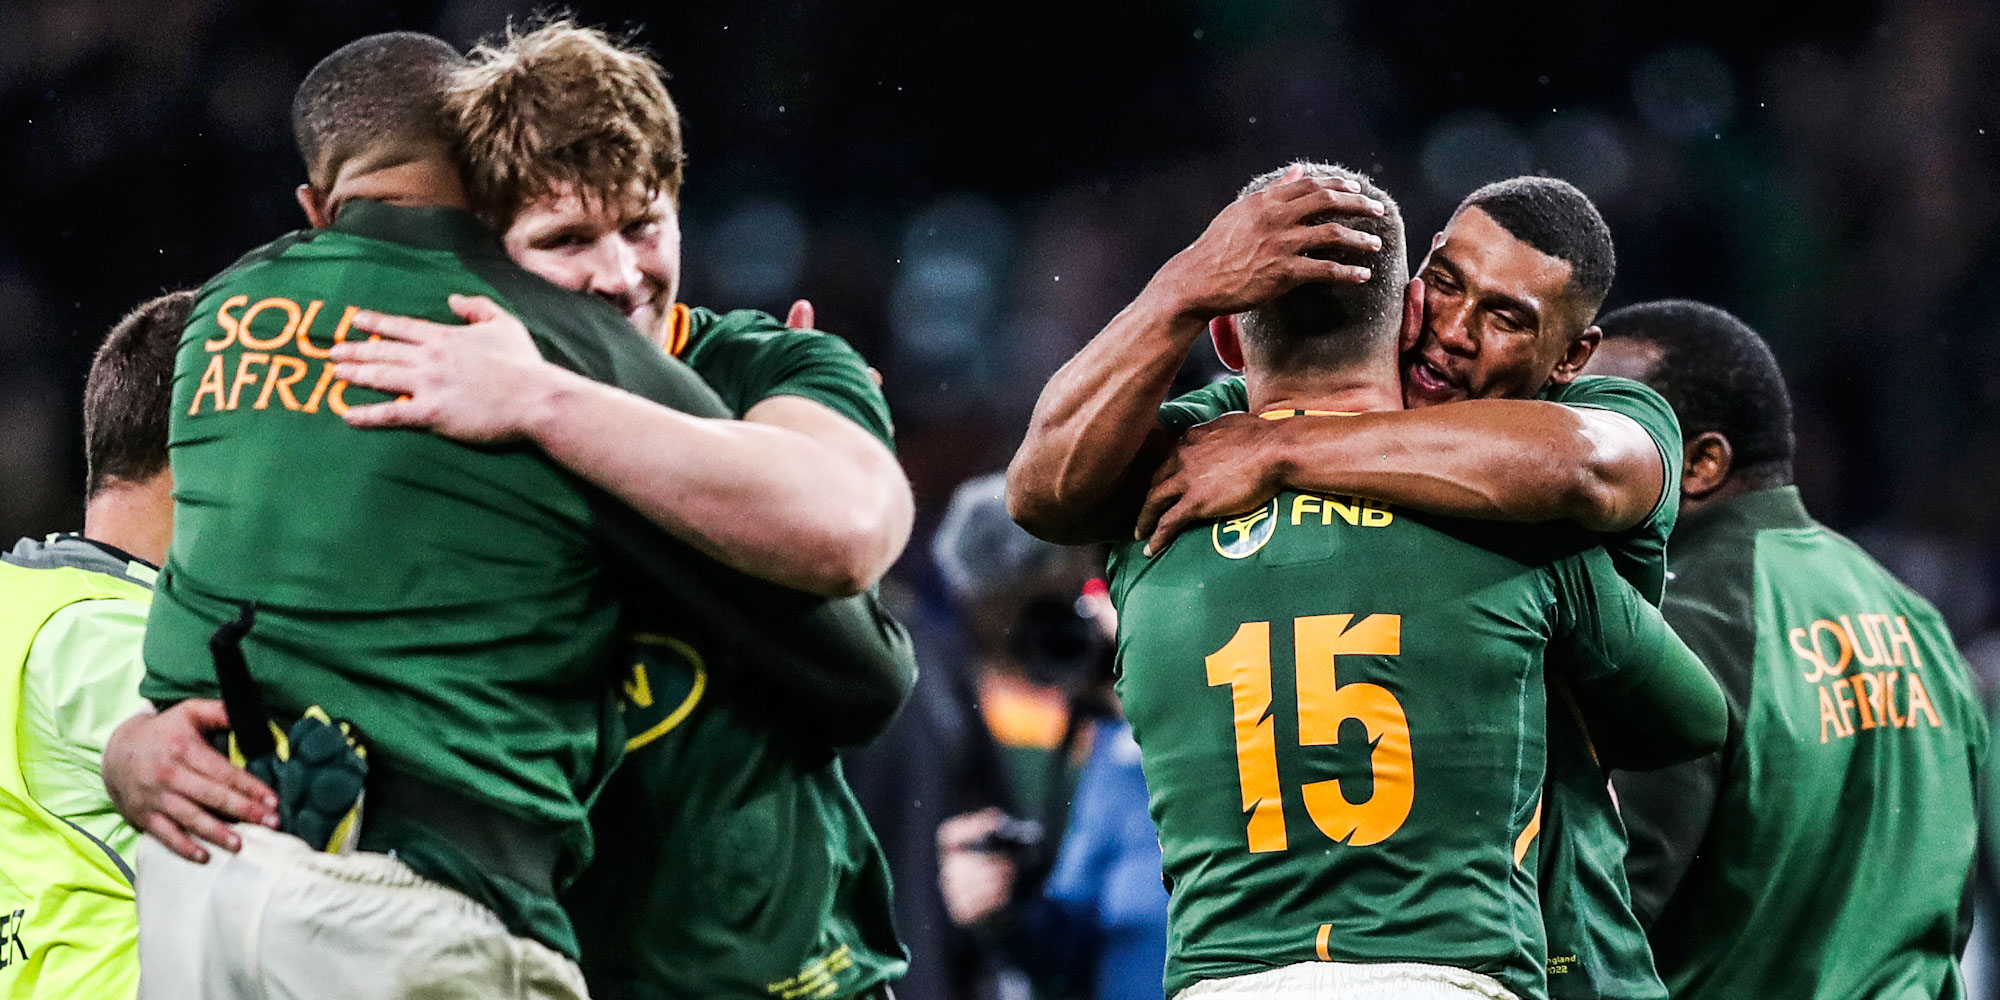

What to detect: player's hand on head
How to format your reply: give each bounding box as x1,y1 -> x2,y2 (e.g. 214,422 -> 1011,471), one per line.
103,699 -> 278,863
1138,412 -> 1288,556
937,808 -> 1017,926
1145,163 -> 1384,320
333,294 -> 553,444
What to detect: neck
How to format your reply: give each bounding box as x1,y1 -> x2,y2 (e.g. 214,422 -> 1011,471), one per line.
1681,469 -> 1791,518
326,155 -> 468,219
82,476 -> 174,567
1244,361 -> 1404,416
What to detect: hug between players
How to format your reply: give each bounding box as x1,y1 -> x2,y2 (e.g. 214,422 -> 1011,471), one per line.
1,16 -> 1983,1000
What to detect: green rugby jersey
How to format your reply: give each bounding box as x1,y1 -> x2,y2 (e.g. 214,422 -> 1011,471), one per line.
1617,488 -> 1985,1000
1107,419 -> 1712,999
566,305 -> 907,1000
1163,375 -> 1682,999
143,201 -> 916,957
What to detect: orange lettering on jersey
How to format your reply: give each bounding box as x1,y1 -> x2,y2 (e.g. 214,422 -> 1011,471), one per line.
1849,672 -> 1881,730
1883,672 -> 1907,727
1327,498 -> 1362,526
256,355 -> 311,411
301,361 -> 337,414
1842,615 -> 1887,667
1791,627 -> 1829,682
1818,685 -> 1844,744
298,304 -> 357,360
1885,616 -> 1922,669
188,355 -> 228,415
1905,673 -> 1944,729
325,378 -> 353,416
1831,677 -> 1858,735
225,353 -> 270,411
1810,620 -> 1853,677
1315,923 -> 1333,962
207,295 -> 249,351
238,298 -> 301,351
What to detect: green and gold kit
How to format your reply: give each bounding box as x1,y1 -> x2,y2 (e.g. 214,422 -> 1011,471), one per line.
1621,488 -> 1985,1000
143,202 -> 915,958
1164,375 -> 1685,999
565,305 -> 907,1000
1109,413 -> 1715,1000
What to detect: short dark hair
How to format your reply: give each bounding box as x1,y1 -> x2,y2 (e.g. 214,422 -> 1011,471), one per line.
1234,162 -> 1407,375
85,291 -> 193,498
1598,299 -> 1795,487
1458,176 -> 1615,328
292,32 -> 461,189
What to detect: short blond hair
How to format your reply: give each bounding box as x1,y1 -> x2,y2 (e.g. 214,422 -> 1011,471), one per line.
445,19 -> 685,223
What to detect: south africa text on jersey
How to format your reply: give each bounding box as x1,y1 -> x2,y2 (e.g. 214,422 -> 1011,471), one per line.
187,295 -> 370,417
1791,612 -> 1945,743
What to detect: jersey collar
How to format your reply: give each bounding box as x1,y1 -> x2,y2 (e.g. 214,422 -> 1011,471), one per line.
329,200 -> 507,259
1258,408 -> 1358,420
664,303 -> 692,358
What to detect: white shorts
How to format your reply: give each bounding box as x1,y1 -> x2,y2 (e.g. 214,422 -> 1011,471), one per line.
1174,960 -> 1519,1000
135,824 -> 589,1000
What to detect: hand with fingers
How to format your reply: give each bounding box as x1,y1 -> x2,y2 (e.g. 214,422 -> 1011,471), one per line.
1143,163 -> 1386,321
1137,412 -> 1291,556
937,808 -> 1018,927
102,699 -> 279,863
331,294 -> 559,443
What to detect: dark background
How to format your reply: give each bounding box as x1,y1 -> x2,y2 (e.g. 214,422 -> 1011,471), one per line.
3,0 -> 1997,668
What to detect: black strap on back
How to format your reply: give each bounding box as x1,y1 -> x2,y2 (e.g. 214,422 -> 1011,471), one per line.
208,603 -> 275,761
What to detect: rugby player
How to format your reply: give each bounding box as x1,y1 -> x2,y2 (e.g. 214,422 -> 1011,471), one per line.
1588,301 -> 1985,1000
124,32 -> 912,1000
1097,162 -> 1723,1000
1010,175 -> 1683,1000
328,23 -> 915,999
0,291 -> 199,999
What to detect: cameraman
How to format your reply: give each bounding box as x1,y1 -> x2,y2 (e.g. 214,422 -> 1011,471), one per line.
938,577 -> 1168,1000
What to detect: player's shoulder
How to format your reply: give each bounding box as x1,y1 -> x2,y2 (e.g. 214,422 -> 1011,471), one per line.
1159,375 -> 1249,432
683,305 -> 866,363
1545,375 -> 1679,430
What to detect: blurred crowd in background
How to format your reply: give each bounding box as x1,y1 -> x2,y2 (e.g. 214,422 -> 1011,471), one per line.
3,1 -> 1997,997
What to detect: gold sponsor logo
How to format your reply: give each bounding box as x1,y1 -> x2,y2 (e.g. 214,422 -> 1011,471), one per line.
1212,501 -> 1279,559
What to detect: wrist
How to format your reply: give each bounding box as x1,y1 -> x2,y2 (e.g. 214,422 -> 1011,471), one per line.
515,362 -> 588,446
1257,418 -> 1304,492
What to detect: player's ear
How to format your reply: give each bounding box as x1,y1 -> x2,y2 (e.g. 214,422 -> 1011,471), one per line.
1398,278 -> 1424,354
1210,315 -> 1246,371
296,184 -> 334,228
1549,323 -> 1603,386
1682,431 -> 1733,501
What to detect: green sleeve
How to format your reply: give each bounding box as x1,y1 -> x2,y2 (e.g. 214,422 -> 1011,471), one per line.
1550,547 -> 1727,770
1545,375 -> 1684,531
686,310 -> 895,450
1158,375 -> 1248,433
21,598 -> 149,859
480,279 -> 916,746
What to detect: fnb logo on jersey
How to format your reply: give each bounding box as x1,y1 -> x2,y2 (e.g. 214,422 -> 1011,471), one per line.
1789,613 -> 1944,743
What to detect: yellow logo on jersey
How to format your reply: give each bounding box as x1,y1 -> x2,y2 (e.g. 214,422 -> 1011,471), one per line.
1212,501 -> 1279,559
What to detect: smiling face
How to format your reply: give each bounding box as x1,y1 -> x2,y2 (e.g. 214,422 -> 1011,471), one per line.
1402,207 -> 1599,407
503,185 -> 682,346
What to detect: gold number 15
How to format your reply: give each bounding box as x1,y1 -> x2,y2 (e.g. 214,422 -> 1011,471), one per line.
1204,613 -> 1413,852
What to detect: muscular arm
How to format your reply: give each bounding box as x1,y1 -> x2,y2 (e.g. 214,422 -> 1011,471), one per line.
520,381 -> 911,597
1006,293 -> 1201,544
1008,169 -> 1385,543
337,297 -> 912,597
1139,398 -> 1666,551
